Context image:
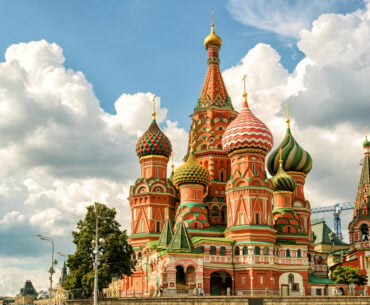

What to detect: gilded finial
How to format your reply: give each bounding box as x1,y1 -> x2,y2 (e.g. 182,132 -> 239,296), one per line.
152,96 -> 157,120
204,12 -> 222,49
279,148 -> 283,167
365,126 -> 368,140
285,103 -> 290,128
242,75 -> 248,102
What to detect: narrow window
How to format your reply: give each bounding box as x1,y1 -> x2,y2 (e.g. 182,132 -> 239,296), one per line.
234,246 -> 240,256
156,221 -> 160,232
297,249 -> 302,257
243,246 -> 248,255
220,246 -> 226,256
210,246 -> 217,255
286,249 -> 291,257
256,213 -> 260,224
254,246 -> 260,255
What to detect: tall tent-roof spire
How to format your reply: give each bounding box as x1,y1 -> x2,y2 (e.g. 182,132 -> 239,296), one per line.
168,221 -> 194,252
157,218 -> 174,249
197,16 -> 233,109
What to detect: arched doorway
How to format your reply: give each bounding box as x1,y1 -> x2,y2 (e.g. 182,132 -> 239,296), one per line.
176,266 -> 186,289
210,271 -> 232,296
186,266 -> 195,288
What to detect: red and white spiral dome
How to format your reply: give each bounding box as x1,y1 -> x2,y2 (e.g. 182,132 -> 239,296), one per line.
222,99 -> 273,154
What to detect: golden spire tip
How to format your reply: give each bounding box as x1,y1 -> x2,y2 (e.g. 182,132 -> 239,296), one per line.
285,102 -> 290,128
242,75 -> 248,102
152,96 -> 157,120
279,148 -> 283,167
364,126 -> 368,140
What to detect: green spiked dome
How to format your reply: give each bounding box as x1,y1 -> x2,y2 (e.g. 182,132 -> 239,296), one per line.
136,119 -> 172,158
364,136 -> 370,148
173,150 -> 210,187
271,159 -> 296,192
268,124 -> 312,176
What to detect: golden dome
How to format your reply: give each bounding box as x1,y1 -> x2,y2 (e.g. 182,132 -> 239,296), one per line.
204,24 -> 222,49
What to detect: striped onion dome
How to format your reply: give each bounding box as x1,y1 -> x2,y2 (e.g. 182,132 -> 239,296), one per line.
136,119 -> 172,158
267,126 -> 312,176
173,150 -> 210,187
222,99 -> 273,154
271,160 -> 296,192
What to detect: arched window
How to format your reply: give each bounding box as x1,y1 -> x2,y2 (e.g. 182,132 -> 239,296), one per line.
195,246 -> 204,254
156,221 -> 160,232
297,249 -> 302,257
212,206 -> 219,216
220,170 -> 226,182
220,246 -> 226,256
307,253 -> 312,262
263,247 -> 269,256
256,213 -> 260,224
210,246 -> 217,255
138,252 -> 142,259
221,206 -> 227,222
234,246 -> 240,256
361,224 -> 369,241
254,246 -> 260,255
318,256 -> 322,264
288,273 -> 294,283
243,246 -> 248,255
286,249 -> 291,257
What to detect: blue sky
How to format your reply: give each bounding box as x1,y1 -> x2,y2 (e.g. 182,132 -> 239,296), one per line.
0,0 -> 369,296
0,0 -> 363,128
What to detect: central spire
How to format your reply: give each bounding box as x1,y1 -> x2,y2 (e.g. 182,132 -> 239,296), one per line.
197,18 -> 233,109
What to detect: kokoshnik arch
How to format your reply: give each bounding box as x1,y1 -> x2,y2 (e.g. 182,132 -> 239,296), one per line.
119,22 -> 370,297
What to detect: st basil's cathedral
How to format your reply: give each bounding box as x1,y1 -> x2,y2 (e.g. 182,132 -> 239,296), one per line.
118,23 -> 370,297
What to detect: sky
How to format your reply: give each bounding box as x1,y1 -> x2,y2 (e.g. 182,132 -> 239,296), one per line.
0,0 -> 369,296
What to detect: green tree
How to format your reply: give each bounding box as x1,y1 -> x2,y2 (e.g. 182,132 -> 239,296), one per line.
331,265 -> 367,288
62,202 -> 135,296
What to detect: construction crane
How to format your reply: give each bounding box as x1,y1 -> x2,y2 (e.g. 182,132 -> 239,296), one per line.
311,202 -> 354,240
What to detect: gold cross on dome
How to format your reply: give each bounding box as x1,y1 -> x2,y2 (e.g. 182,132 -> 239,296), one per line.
152,96 -> 157,120
211,11 -> 215,25
242,75 -> 248,101
365,126 -> 368,139
285,102 -> 291,128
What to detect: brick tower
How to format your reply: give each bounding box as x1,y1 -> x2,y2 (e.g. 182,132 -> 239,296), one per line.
128,106 -> 178,250
189,22 -> 238,227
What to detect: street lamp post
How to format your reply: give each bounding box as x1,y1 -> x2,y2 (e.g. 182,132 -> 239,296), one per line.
93,203 -> 104,305
37,234 -> 57,305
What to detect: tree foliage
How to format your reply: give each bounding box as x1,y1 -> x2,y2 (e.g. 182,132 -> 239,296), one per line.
331,265 -> 367,286
62,203 -> 135,294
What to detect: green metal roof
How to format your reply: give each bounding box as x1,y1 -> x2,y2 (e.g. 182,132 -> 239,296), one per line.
311,220 -> 348,246
157,218 -> 174,249
192,236 -> 233,244
309,274 -> 334,285
168,221 -> 194,252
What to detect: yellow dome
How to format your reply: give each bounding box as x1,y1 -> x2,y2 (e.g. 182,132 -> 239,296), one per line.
204,24 -> 222,49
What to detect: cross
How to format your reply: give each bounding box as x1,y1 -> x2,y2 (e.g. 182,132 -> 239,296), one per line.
242,75 -> 248,101
279,148 -> 283,166
211,11 -> 215,25
364,126 -> 368,138
152,96 -> 157,120
285,102 -> 291,127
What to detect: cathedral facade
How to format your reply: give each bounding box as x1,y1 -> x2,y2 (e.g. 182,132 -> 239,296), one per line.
120,24 -> 349,297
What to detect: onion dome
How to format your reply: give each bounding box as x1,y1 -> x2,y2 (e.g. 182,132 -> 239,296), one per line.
173,150 -> 210,187
364,136 -> 370,148
204,23 -> 222,49
267,119 -> 312,176
222,90 -> 273,155
271,152 -> 296,192
136,119 -> 172,159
